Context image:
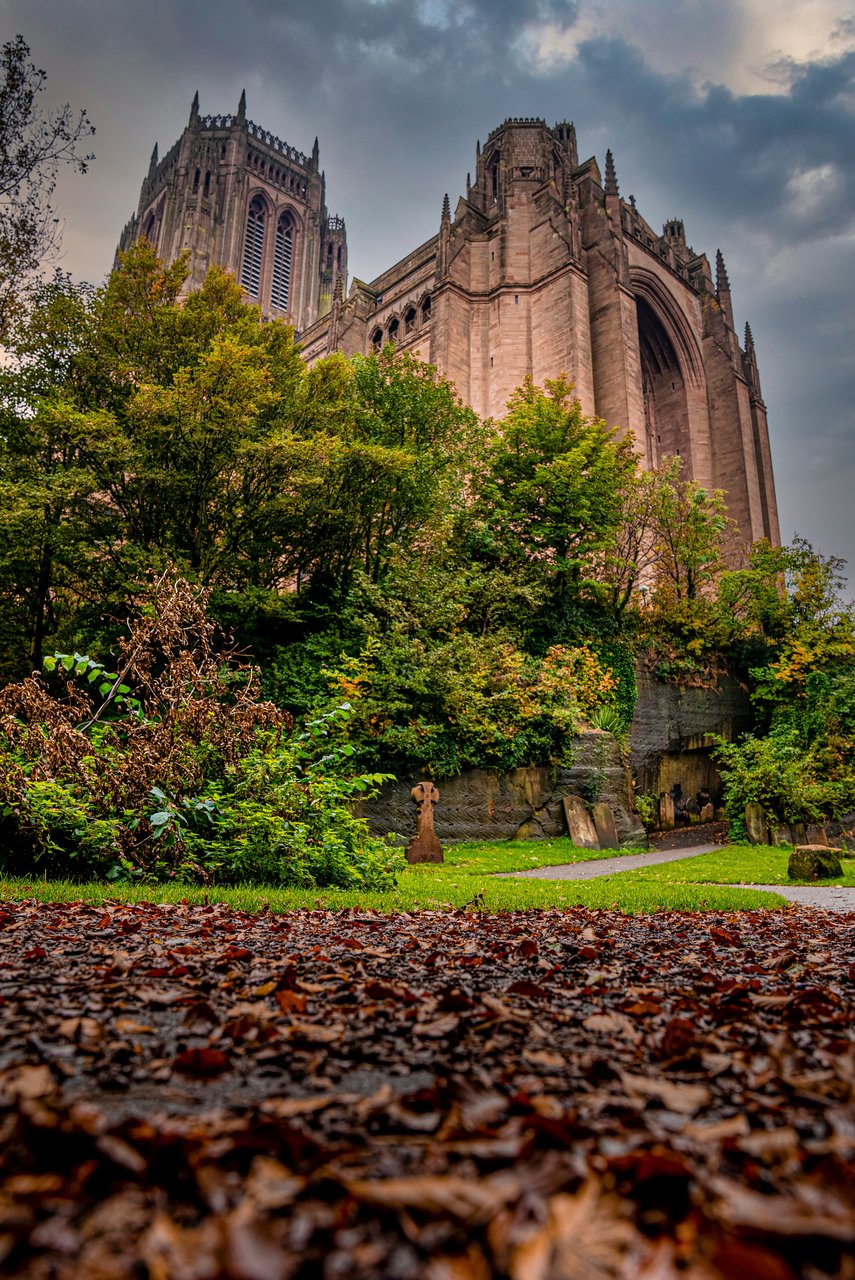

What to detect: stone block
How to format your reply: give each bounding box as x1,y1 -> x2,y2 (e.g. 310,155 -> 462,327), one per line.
771,825 -> 793,847
658,793 -> 675,830
787,845 -> 843,881
699,803 -> 715,823
744,802 -> 768,845
592,802 -> 620,850
805,824 -> 828,846
562,795 -> 600,849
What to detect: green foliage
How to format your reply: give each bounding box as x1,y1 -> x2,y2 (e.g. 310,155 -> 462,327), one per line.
714,727 -> 855,830
0,577 -> 401,889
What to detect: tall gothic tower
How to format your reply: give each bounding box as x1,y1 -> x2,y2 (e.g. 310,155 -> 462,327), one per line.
117,93 -> 347,333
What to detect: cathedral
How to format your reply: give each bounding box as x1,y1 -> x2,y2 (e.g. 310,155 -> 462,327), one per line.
118,96 -> 779,545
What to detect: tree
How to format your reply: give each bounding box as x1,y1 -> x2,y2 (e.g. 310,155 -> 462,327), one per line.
474,376 -> 637,607
0,36 -> 94,339
648,462 -> 733,604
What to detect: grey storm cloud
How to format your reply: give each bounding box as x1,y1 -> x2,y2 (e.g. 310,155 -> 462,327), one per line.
2,0 -> 854,584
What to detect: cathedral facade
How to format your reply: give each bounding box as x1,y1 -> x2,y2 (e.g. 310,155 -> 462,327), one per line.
119,101 -> 778,545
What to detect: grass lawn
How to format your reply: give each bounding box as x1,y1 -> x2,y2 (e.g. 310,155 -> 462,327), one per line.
0,837 -> 787,913
588,844 -> 855,890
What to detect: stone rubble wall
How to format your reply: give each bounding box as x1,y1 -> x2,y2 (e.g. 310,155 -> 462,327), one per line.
357,732 -> 645,848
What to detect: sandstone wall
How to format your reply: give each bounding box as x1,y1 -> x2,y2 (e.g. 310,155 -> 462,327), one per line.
358,732 -> 645,847
630,664 -> 754,801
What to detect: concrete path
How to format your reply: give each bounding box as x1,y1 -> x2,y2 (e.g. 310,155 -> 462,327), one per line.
510,843 -> 721,881
509,842 -> 855,910
746,884 -> 855,911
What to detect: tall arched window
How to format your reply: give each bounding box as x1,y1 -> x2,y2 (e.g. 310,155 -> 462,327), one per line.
241,196 -> 266,298
271,212 -> 294,312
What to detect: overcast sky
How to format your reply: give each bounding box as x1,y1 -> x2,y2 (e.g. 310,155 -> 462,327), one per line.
4,0 -> 855,585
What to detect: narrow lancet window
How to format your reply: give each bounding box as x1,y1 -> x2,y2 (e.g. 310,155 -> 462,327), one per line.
241,196 -> 266,298
271,213 -> 294,311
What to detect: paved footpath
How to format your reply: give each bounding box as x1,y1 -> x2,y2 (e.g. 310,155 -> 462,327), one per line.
511,842 -> 855,910
511,843 -> 721,881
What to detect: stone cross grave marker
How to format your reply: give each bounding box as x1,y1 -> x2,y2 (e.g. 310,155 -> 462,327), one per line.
406,781 -> 443,864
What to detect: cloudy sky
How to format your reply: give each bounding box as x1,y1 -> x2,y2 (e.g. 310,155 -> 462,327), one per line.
4,0 -> 855,583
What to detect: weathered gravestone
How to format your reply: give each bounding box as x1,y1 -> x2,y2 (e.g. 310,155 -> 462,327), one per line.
659,793 -> 675,830
592,802 -> 620,850
788,845 -> 843,881
699,802 -> 715,824
562,795 -> 600,849
745,802 -> 768,845
406,781 -> 443,864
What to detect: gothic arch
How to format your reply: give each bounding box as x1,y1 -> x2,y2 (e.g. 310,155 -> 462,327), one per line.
629,268 -> 703,389
240,190 -> 273,300
630,267 -> 704,469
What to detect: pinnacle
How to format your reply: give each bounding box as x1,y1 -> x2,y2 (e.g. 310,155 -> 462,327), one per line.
237,89 -> 247,121
190,90 -> 199,120
333,274 -> 344,302
744,321 -> 754,350
441,192 -> 451,222
716,248 -> 730,291
604,148 -> 618,196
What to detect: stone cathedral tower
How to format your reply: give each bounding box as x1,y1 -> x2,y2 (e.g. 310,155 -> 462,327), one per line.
117,93 -> 347,331
119,110 -> 778,546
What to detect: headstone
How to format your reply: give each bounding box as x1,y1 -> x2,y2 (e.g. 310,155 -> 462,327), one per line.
406,781 -> 443,864
659,793 -> 675,830
686,798 -> 701,825
562,795 -> 600,849
805,824 -> 828,847
744,801 -> 768,845
699,802 -> 715,824
771,824 -> 793,847
592,802 -> 620,850
788,845 -> 843,881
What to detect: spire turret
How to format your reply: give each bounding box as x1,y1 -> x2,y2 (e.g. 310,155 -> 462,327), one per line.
604,149 -> 619,196
441,192 -> 451,224
311,136 -> 319,170
190,91 -> 199,125
237,89 -> 247,123
715,248 -> 735,330
744,321 -> 754,352
148,142 -> 158,177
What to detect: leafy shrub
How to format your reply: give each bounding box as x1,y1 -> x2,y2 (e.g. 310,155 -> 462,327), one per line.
321,633 -> 620,779
0,576 -> 401,888
714,727 -> 855,831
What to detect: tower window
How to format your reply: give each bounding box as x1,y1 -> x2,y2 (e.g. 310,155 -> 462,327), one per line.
371,328 -> 383,352
203,170 -> 211,198
388,317 -> 399,343
404,306 -> 416,333
421,295 -> 431,323
241,195 -> 266,298
193,168 -> 200,194
271,212 -> 294,311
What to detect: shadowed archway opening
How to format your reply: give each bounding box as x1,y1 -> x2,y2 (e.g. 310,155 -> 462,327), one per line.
636,297 -> 690,470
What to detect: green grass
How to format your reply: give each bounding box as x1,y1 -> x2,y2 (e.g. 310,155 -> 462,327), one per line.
0,837 -> 787,914
587,844 -> 855,890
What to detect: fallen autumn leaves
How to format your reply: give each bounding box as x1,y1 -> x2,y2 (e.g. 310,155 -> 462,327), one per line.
0,900 -> 852,1278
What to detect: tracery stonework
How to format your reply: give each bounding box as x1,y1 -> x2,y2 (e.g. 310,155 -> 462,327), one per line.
119,105 -> 778,545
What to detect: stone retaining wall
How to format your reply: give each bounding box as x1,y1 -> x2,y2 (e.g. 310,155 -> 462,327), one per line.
358,732 -> 645,847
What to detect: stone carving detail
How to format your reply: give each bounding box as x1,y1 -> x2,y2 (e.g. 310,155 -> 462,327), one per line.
406,782 -> 443,864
